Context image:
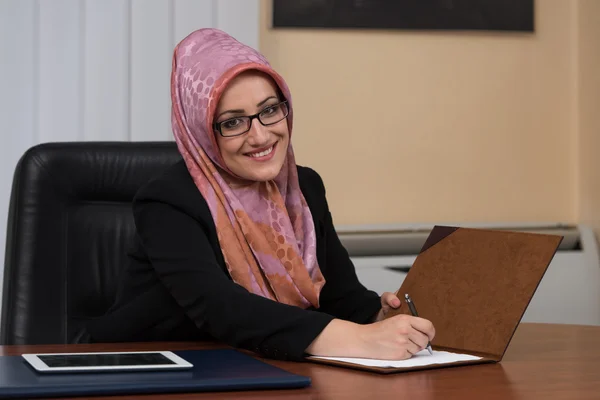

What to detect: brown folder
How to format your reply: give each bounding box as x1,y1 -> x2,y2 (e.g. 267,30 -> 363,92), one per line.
309,225 -> 563,373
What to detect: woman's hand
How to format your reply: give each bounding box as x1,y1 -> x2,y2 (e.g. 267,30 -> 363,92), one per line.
357,314 -> 435,360
305,314 -> 435,360
373,292 -> 402,322
364,292 -> 434,359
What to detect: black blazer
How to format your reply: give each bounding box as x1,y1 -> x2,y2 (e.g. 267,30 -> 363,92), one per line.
88,160 -> 381,361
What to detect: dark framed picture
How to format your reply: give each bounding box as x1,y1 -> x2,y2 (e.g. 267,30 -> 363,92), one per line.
273,0 -> 534,32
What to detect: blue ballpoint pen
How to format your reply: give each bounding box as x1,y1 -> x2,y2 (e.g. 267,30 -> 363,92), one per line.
404,294 -> 433,355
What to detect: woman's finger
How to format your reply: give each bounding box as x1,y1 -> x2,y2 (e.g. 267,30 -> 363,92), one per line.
381,292 -> 401,308
407,327 -> 430,351
406,339 -> 421,356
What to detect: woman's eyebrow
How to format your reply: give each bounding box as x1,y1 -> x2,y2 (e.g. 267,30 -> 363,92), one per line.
256,96 -> 277,107
217,96 -> 278,119
216,108 -> 245,119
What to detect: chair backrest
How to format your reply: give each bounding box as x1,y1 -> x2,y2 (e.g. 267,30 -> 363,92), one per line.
0,142 -> 181,345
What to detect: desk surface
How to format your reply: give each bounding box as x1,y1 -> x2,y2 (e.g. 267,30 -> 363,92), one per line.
1,323 -> 599,400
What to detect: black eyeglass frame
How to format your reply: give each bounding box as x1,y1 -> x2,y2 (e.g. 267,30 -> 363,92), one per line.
213,100 -> 289,137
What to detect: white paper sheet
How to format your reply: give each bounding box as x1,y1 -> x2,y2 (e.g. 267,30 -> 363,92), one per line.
308,350 -> 481,369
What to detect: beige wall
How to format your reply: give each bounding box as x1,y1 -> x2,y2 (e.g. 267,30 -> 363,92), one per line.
260,0 -> 579,226
577,0 -> 600,234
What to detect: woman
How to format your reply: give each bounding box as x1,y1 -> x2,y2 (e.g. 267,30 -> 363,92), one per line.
89,28 -> 434,361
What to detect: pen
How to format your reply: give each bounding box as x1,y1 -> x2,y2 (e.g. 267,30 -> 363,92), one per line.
404,293 -> 433,355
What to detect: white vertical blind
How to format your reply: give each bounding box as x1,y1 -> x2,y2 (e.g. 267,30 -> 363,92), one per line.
216,0 -> 261,49
130,0 -> 172,141
0,0 -> 260,317
38,0 -> 82,142
173,0 -> 215,46
83,0 -> 132,141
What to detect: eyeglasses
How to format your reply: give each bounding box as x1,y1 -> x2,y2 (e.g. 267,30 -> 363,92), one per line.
213,101 -> 289,137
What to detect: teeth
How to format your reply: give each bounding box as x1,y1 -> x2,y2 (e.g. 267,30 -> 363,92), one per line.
248,145 -> 273,158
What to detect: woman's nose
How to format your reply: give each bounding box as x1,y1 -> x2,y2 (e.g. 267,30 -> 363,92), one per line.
246,119 -> 270,145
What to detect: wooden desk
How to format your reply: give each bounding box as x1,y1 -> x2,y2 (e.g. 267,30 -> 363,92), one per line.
1,323 -> 598,400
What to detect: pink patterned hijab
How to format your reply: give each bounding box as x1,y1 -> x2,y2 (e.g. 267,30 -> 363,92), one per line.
170,28 -> 325,308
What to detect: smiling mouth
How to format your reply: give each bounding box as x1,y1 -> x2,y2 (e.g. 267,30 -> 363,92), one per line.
246,142 -> 277,159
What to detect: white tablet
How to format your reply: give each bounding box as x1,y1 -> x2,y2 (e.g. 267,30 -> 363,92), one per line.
21,351 -> 193,373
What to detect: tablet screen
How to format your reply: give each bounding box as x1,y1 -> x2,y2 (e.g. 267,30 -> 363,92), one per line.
38,353 -> 176,368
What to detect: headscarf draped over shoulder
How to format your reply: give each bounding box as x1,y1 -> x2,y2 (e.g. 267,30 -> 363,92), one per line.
170,28 -> 325,308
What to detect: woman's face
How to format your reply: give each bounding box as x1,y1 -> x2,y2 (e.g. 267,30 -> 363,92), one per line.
214,71 -> 290,182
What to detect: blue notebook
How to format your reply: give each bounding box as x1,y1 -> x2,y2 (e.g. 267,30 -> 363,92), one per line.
0,349 -> 310,398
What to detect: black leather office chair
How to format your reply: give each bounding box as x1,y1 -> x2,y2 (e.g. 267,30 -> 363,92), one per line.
0,142 -> 181,345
